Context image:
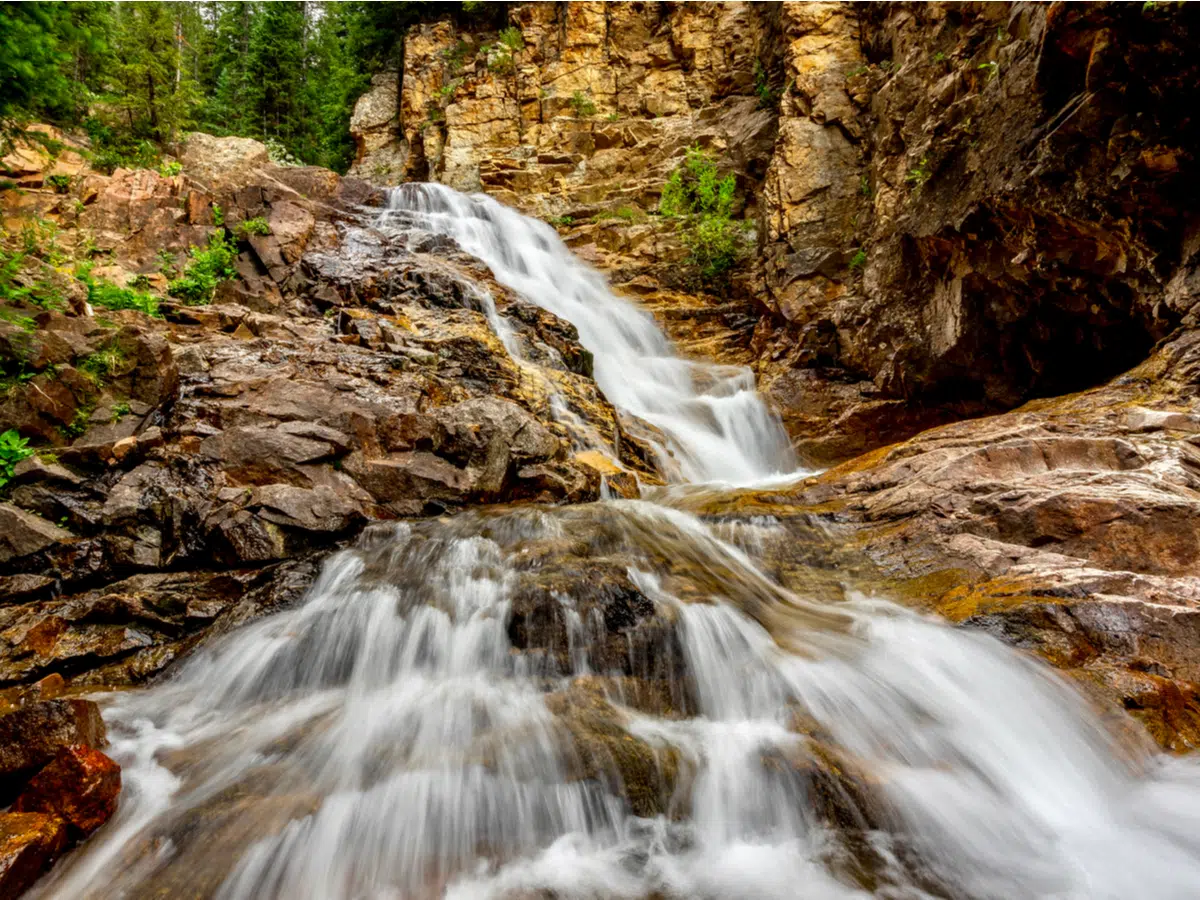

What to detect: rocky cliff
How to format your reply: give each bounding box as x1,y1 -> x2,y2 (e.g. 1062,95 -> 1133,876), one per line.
351,0 -> 1200,462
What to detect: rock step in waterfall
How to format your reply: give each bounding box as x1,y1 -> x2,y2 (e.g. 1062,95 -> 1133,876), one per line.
28,188 -> 1200,900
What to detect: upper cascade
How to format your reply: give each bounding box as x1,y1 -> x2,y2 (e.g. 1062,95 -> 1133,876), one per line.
378,183 -> 800,487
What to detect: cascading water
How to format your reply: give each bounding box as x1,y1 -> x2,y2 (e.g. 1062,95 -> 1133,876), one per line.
33,188 -> 1200,900
377,183 -> 798,486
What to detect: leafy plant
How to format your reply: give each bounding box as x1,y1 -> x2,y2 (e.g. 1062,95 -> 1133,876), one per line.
569,90 -> 597,118
498,27 -> 524,53
110,400 -> 131,422
905,156 -> 932,187
753,59 -> 780,109
46,174 -> 72,193
158,160 -> 182,177
0,429 -> 34,491
235,217 -> 271,238
978,61 -> 1000,81
547,215 -> 575,228
264,138 -> 302,168
83,276 -> 161,317
849,248 -> 868,270
658,145 -> 749,285
593,206 -> 644,224
933,51 -> 947,63
211,203 -> 225,226
78,344 -> 126,385
167,231 -> 238,305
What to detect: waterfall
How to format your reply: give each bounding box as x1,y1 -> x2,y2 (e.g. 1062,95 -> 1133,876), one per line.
377,183 -> 798,486
32,188 -> 1200,900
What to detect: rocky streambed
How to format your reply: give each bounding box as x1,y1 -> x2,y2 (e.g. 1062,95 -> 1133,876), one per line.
3,2 -> 1200,891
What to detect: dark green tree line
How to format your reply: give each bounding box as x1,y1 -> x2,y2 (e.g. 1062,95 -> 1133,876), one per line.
1,1 -> 505,173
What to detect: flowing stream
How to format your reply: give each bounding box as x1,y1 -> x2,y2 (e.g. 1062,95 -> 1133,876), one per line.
33,188 -> 1200,899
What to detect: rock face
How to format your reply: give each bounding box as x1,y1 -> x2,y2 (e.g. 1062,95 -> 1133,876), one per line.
714,330 -> 1200,751
354,2 -> 1200,464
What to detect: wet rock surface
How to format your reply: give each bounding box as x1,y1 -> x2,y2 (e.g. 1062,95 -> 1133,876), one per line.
707,330 -> 1200,751
0,130 -> 659,700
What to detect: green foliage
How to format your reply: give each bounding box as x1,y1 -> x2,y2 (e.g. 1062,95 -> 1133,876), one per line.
60,404 -> 93,439
593,206 -> 644,224
658,145 -> 748,285
83,118 -> 162,174
110,400 -> 131,421
905,156 -> 932,187
211,203 -> 225,227
167,230 -> 238,305
753,59 -> 780,109
83,276 -> 161,318
0,308 -> 36,332
933,51 -> 947,63
547,215 -> 575,228
46,173 -> 71,193
236,217 -> 271,238
849,248 -> 867,270
158,160 -> 181,177
264,138 -> 303,167
978,60 -> 1000,81
0,429 -> 34,491
498,27 -> 524,54
78,342 -> 125,386
859,173 -> 873,198
569,91 -> 597,118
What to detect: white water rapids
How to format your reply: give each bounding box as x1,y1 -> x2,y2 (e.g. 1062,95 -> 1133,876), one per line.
33,187 -> 1200,899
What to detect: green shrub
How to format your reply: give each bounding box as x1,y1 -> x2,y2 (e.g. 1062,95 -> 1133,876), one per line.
46,174 -> 71,194
547,215 -> 575,228
167,231 -> 238,305
159,160 -> 182,177
569,91 -> 597,118
236,217 -> 271,238
498,27 -> 524,53
0,429 -> 34,491
78,344 -> 126,385
905,156 -> 932,187
110,401 -> 131,422
211,203 -> 225,226
659,145 -> 749,285
83,118 -> 162,174
849,248 -> 867,270
84,277 -> 161,317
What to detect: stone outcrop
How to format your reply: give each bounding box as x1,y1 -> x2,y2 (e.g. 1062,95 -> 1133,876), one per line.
352,2 -> 1200,465
0,131 -> 661,699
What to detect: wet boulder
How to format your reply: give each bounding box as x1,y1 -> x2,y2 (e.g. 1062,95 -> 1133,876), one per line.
0,812 -> 68,897
0,504 -> 74,566
13,745 -> 122,839
0,700 -> 106,798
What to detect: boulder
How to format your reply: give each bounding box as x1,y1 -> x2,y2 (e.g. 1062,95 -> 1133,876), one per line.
0,505 -> 73,565
13,745 -> 122,838
179,133 -> 270,189
0,812 -> 68,898
0,700 -> 106,796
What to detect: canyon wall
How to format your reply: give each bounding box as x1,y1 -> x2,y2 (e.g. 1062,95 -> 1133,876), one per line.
352,0 -> 1200,463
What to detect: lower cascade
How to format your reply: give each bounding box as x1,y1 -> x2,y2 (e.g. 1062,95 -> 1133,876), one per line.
33,189 -> 1200,900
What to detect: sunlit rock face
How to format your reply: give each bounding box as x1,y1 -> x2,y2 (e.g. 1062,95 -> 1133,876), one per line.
353,2 -> 1200,464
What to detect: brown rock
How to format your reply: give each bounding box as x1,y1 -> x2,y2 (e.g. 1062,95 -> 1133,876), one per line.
0,505 -> 74,564
0,700 -> 106,795
0,812 -> 68,898
14,744 -> 122,838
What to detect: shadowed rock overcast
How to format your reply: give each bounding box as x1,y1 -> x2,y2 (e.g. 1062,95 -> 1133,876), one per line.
3,1 -> 1200,897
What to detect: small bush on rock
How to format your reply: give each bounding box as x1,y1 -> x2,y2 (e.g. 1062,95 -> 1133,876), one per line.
0,429 -> 34,491
659,145 -> 750,286
167,231 -> 237,305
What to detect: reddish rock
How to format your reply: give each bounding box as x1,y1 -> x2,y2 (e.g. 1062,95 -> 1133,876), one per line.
0,812 -> 68,898
0,700 -> 106,798
14,745 -> 121,838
